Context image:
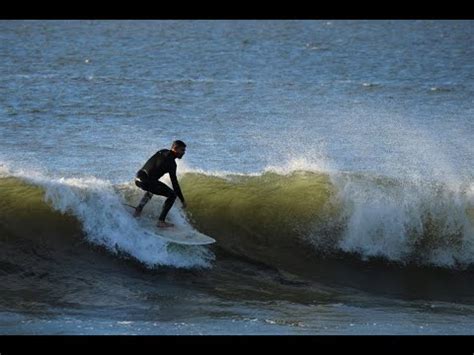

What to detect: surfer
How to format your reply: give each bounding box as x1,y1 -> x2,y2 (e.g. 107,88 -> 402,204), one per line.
133,140 -> 187,228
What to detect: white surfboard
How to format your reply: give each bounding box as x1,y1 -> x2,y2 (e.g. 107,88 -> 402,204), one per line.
124,204 -> 215,245
144,226 -> 216,245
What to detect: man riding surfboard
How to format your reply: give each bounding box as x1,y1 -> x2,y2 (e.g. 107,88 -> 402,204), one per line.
133,140 -> 187,228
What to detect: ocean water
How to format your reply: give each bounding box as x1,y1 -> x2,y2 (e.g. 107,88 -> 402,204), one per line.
0,20 -> 473,335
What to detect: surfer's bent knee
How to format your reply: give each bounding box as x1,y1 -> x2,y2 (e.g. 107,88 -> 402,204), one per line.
135,178 -> 148,191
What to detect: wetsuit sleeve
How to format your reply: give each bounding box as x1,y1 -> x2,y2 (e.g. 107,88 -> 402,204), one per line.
169,166 -> 185,203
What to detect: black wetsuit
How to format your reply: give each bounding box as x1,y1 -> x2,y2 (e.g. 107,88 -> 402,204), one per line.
135,149 -> 185,221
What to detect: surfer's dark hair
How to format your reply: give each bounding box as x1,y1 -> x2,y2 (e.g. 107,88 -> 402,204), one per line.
172,140 -> 186,148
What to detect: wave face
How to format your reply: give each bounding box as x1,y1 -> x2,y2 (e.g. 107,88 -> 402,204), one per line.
180,170 -> 474,269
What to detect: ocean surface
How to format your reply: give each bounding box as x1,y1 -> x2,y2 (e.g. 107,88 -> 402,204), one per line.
0,20 -> 473,335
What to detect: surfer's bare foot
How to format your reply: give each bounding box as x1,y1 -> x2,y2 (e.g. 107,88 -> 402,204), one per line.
157,220 -> 174,228
133,208 -> 142,218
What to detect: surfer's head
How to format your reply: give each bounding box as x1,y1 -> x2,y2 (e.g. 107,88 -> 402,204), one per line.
171,140 -> 186,159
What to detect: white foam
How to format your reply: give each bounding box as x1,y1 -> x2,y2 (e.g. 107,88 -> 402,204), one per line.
330,173 -> 474,267
0,164 -> 11,178
177,160 -> 262,179
264,156 -> 333,176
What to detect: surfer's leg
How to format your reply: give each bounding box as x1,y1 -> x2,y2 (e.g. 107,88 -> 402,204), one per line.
134,178 -> 154,216
145,181 -> 177,222
137,180 -> 176,223
159,196 -> 176,221
134,191 -> 153,217
158,190 -> 176,222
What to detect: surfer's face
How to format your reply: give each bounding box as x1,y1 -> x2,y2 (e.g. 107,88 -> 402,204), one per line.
173,146 -> 186,159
